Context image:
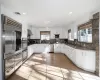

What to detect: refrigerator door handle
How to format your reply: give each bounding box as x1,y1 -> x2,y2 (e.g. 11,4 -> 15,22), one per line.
12,31 -> 16,51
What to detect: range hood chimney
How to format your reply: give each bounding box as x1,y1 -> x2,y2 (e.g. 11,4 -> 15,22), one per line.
28,29 -> 33,36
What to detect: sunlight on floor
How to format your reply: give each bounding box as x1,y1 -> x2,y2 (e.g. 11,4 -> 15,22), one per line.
8,53 -> 100,80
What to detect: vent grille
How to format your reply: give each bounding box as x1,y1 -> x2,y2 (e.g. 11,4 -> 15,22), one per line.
3,15 -> 22,27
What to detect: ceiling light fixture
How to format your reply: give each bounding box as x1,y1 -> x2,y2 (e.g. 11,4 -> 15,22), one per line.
23,12 -> 26,15
69,12 -> 72,15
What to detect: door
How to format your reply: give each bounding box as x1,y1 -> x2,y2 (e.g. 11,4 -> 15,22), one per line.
3,30 -> 16,78
3,31 -> 16,55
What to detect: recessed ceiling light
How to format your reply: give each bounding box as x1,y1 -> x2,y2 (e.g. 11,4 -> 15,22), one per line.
69,12 -> 72,15
23,13 -> 26,15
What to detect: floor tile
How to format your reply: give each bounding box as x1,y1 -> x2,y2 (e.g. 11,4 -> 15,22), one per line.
46,73 -> 64,80
30,69 -> 47,80
7,53 -> 100,80
8,71 -> 29,80
17,65 -> 32,75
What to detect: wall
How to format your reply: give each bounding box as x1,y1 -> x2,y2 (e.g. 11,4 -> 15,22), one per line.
0,5 -> 28,80
0,5 -> 3,80
67,8 -> 100,40
1,5 -> 28,38
66,13 -> 93,40
29,27 -> 67,39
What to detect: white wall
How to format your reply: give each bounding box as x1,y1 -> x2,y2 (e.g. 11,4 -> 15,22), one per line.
66,12 -> 99,40
29,27 -> 67,39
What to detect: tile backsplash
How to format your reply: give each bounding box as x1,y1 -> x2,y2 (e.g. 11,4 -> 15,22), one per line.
68,39 -> 94,50
28,39 -> 68,45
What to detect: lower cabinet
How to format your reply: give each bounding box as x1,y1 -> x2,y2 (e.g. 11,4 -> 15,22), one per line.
28,44 -> 55,54
28,44 -> 96,73
54,44 -> 61,53
75,49 -> 83,68
61,44 -> 96,73
22,48 -> 28,61
80,51 -> 95,72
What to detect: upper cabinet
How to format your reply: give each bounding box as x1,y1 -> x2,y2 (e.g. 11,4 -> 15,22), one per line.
29,27 -> 67,39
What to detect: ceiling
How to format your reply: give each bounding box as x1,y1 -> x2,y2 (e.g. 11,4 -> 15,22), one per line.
1,0 -> 100,27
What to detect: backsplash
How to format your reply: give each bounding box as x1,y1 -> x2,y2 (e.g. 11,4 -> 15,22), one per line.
28,38 -> 94,50
28,39 -> 68,45
68,39 -> 94,50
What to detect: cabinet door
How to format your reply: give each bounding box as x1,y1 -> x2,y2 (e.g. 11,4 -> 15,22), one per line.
75,49 -> 83,67
22,49 -> 28,61
28,46 -> 34,57
82,51 -> 95,72
54,44 -> 61,53
34,45 -> 39,53
72,49 -> 76,63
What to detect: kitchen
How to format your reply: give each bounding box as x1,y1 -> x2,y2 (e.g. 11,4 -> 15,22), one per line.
0,0 -> 100,80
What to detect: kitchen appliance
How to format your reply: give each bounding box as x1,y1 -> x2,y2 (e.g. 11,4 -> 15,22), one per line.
1,14 -> 23,79
55,34 -> 59,38
3,30 -> 16,78
16,31 -> 21,51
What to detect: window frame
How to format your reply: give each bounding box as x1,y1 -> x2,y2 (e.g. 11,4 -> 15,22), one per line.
40,31 -> 51,40
78,21 -> 92,43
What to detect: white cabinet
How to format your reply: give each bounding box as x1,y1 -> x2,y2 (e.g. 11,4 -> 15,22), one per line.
54,44 -> 61,53
34,44 -> 46,53
28,44 -> 96,72
60,44 -> 96,73
75,49 -> 83,68
81,51 -> 95,72
73,49 -> 96,72
28,44 -> 54,54
71,49 -> 76,63
28,45 -> 35,58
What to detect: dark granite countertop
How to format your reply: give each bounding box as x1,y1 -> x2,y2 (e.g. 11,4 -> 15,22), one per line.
66,44 -> 95,51
28,43 -> 95,51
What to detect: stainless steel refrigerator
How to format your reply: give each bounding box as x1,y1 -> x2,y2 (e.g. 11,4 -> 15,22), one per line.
3,30 -> 16,78
1,15 -> 23,79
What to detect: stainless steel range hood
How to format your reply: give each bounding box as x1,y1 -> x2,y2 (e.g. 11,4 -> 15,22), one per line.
28,29 -> 32,36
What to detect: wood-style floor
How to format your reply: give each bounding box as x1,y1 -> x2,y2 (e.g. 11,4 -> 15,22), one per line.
7,53 -> 100,80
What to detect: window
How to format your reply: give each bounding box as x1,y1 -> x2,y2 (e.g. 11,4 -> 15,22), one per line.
40,31 -> 50,40
78,28 -> 92,43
